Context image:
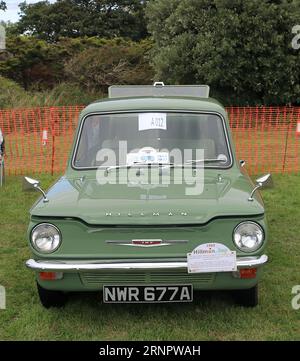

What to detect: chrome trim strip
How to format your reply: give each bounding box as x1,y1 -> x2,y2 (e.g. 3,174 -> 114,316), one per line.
108,243 -> 171,248
105,240 -> 189,247
26,255 -> 268,272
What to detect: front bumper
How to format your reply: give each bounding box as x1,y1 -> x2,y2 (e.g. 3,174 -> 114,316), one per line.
26,255 -> 268,272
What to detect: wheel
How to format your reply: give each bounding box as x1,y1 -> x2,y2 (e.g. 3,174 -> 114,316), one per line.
37,282 -> 67,308
233,285 -> 258,307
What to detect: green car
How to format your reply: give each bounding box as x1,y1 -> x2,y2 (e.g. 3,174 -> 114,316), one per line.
25,83 -> 270,308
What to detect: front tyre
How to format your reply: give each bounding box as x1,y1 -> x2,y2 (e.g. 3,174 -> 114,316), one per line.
37,282 -> 67,308
233,285 -> 258,307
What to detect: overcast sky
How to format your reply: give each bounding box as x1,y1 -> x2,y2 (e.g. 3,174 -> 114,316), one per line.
0,0 -> 56,23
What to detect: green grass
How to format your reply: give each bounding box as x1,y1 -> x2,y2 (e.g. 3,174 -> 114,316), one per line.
0,174 -> 299,340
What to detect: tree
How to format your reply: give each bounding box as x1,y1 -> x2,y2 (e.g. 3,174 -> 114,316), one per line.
16,0 -> 148,42
146,0 -> 300,105
0,35 -> 154,91
0,1 -> 6,11
0,36 -> 69,89
64,39 -> 154,92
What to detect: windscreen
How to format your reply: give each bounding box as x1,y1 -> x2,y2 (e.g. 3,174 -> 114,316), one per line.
73,112 -> 231,168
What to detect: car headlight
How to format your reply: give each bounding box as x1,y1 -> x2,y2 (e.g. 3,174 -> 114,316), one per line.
31,223 -> 61,253
233,222 -> 264,252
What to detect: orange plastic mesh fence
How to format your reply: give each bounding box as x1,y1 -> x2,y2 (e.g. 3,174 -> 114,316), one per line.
228,106 -> 300,174
0,105 -> 299,176
0,106 -> 84,176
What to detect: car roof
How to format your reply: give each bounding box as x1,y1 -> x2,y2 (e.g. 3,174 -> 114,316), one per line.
80,96 -> 227,118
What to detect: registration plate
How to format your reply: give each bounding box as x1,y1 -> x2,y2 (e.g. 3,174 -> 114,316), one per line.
103,284 -> 193,303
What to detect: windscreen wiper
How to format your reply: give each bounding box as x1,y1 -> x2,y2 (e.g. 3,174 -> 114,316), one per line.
184,158 -> 227,164
105,162 -> 175,173
160,158 -> 227,169
105,158 -> 227,173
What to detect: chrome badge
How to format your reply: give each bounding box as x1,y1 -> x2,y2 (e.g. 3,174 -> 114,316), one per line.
132,239 -> 163,247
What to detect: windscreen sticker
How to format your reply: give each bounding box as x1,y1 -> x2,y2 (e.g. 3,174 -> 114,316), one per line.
127,147 -> 169,165
138,113 -> 167,131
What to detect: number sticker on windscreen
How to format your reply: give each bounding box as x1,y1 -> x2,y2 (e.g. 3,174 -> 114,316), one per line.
138,113 -> 167,131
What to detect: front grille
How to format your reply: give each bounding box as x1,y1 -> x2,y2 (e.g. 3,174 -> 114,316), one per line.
80,270 -> 215,286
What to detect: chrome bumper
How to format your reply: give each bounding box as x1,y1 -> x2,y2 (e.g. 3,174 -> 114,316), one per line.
26,255 -> 268,272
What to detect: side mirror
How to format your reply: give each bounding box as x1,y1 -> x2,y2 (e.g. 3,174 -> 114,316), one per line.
248,173 -> 272,201
23,176 -> 40,191
23,176 -> 49,202
256,173 -> 273,188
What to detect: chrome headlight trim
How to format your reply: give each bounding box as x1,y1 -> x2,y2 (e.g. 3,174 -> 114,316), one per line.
233,221 -> 264,253
30,223 -> 62,254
